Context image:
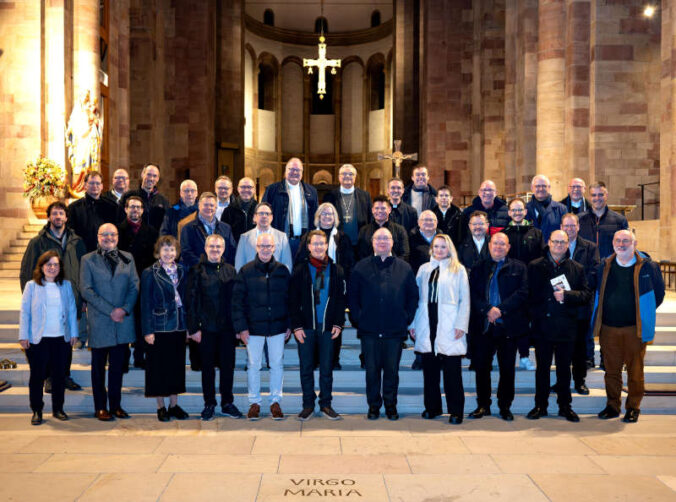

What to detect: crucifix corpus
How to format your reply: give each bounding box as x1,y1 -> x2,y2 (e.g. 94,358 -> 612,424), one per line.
378,140 -> 418,178
304,35 -> 341,100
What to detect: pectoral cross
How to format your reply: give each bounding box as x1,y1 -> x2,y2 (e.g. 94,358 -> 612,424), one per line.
303,35 -> 341,100
378,140 -> 418,178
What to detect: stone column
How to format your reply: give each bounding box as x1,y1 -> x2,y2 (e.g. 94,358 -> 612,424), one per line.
44,1 -> 67,167
536,0 -> 566,197
661,0 -> 676,256
334,70 -> 342,176
73,0 -> 99,109
504,0 -> 518,195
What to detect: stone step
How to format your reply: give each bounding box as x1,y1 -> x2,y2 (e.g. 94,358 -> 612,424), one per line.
0,271 -> 19,279
5,246 -> 26,254
11,239 -> 31,247
19,232 -> 37,240
0,262 -> 20,270
0,254 -> 23,262
23,224 -> 42,233
0,311 -> 19,323
654,328 -> 676,345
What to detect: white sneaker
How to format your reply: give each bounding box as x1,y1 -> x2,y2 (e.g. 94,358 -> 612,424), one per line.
520,357 -> 535,371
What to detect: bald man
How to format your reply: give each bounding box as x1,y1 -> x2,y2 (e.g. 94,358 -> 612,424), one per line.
323,164 -> 372,248
461,180 -> 510,235
102,168 -> 130,205
221,177 -> 258,242
160,179 -> 199,237
525,175 -> 567,241
560,178 -> 590,215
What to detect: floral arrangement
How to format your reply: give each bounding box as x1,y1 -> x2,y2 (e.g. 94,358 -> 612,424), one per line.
23,157 -> 67,201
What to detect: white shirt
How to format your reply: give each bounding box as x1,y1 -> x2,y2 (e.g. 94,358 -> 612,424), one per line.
411,190 -> 423,215
43,282 -> 64,338
472,236 -> 485,254
287,182 -> 303,236
216,198 -> 230,220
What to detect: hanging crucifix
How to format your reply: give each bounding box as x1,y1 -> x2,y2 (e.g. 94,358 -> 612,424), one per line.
304,35 -> 341,100
378,140 -> 418,178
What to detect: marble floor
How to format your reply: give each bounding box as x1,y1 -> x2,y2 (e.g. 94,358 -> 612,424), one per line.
0,413 -> 675,501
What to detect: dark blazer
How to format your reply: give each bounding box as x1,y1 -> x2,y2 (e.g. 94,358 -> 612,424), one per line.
120,186 -> 171,232
117,219 -> 159,277
185,255 -> 236,334
432,204 -> 463,247
323,188 -> 372,231
101,189 -> 125,206
231,256 -> 291,337
528,254 -> 591,342
179,217 -> 236,268
357,220 -> 410,261
160,201 -> 198,237
526,197 -> 568,241
67,194 -> 120,252
403,183 -> 437,211
408,229 -> 435,275
348,256 -> 418,339
390,201 -> 419,233
469,257 -> 528,337
262,181 -> 318,237
220,197 -> 257,243
295,229 -> 355,279
503,222 -> 544,265
288,258 -> 346,332
569,237 -> 600,318
560,195 -> 591,215
461,196 -> 510,233
140,262 -> 187,335
457,234 -> 489,275
578,207 -> 629,259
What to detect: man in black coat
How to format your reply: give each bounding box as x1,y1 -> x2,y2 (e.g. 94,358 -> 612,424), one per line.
160,179 -> 198,237
323,164 -> 372,250
101,168 -> 129,205
120,163 -> 171,232
186,234 -> 241,421
578,182 -> 628,259
432,185 -> 463,247
357,195 -> 410,261
403,166 -> 437,215
67,171 -> 120,252
289,230 -> 346,421
461,180 -> 510,233
560,178 -> 591,215
458,211 -> 490,276
117,195 -> 159,368
387,178 -> 418,233
468,232 -> 528,421
526,230 -> 591,422
348,227 -> 418,421
221,177 -> 258,243
408,210 -> 438,275
561,212 -> 600,390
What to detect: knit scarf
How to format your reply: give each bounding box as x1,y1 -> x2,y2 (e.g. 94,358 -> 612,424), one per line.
310,255 -> 329,305
161,261 -> 182,308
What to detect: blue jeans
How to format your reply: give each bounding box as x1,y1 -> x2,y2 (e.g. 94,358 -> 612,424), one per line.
297,329 -> 335,408
246,333 -> 285,405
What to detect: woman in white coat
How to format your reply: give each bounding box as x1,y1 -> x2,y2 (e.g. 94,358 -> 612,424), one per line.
409,233 -> 470,424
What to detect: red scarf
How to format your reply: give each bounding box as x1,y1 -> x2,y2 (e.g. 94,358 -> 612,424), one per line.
127,219 -> 141,234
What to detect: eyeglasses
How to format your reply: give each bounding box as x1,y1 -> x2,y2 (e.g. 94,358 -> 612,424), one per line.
479,188 -> 495,193
373,236 -> 392,242
98,232 -> 118,237
239,185 -> 254,190
256,211 -> 272,216
127,204 -> 143,210
256,244 -> 274,249
550,240 -> 568,246
613,239 -> 633,245
43,263 -> 60,268
320,212 -> 334,217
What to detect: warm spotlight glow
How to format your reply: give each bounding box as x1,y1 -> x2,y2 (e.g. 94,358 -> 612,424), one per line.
643,5 -> 656,18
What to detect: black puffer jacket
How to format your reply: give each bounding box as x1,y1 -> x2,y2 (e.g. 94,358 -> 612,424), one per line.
461,196 -> 510,232
231,256 -> 291,336
503,221 -> 544,265
186,255 -> 237,334
67,194 -> 121,252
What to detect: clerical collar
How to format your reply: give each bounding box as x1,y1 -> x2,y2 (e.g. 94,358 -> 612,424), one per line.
340,186 -> 355,195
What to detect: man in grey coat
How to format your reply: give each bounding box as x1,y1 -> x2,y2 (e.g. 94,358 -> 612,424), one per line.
80,223 -> 139,421
234,202 -> 293,272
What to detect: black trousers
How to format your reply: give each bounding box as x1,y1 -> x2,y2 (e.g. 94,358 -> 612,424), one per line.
535,338 -> 574,409
26,337 -> 70,412
199,330 -> 236,407
517,335 -> 531,359
91,343 -> 126,412
421,352 -> 464,416
473,328 -> 518,410
572,318 -> 590,386
298,329 -> 335,408
361,335 -> 403,409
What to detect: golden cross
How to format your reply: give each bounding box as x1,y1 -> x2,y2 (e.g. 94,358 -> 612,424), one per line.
303,35 -> 341,100
378,140 -> 418,178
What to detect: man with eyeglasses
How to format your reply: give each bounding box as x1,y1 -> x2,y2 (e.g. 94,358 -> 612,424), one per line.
67,171 -> 120,252
232,233 -> 292,421
526,230 -> 591,422
221,177 -> 258,243
592,230 -> 664,423
160,179 -> 199,237
263,157 -> 318,257
560,178 -> 590,215
117,195 -> 159,369
120,163 -> 171,232
525,174 -> 568,241
403,166 -> 437,215
102,169 -> 130,205
348,227 -> 418,421
408,210 -> 439,275
234,202 -> 293,272
578,182 -> 628,259
80,223 -> 139,421
387,178 -> 418,233
461,180 -> 510,235
457,211 -> 490,276
214,175 -> 233,220
323,164 -> 372,252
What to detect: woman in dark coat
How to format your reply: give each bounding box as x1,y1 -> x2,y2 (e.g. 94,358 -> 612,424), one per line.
141,235 -> 190,422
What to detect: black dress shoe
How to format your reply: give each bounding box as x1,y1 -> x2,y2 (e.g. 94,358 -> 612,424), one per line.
421,410 -> 441,419
64,376 -> 82,391
499,409 -> 514,421
575,384 -> 590,395
52,410 -> 69,421
385,406 -> 399,421
168,405 -> 189,420
550,384 -> 558,394
597,405 -> 620,419
622,408 -> 640,423
558,407 -> 580,422
526,406 -> 548,420
448,414 -> 463,425
31,411 -> 43,426
467,407 -> 491,419
157,406 -> 171,422
333,361 -> 342,370
367,406 -> 380,420
112,408 -> 130,419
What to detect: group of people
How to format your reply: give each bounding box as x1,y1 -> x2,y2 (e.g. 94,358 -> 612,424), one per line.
18,159 -> 664,427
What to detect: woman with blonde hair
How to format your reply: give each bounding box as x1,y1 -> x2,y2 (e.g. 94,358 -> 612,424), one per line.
409,233 -> 470,424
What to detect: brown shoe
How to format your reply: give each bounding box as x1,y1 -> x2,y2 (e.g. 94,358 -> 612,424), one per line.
270,402 -> 285,420
247,403 -> 261,421
95,409 -> 114,421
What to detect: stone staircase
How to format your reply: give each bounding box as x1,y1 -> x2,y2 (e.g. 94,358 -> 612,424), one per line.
0,218 -> 44,279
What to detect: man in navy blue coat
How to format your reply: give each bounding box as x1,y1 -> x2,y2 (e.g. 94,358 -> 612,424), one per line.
525,174 -> 567,241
